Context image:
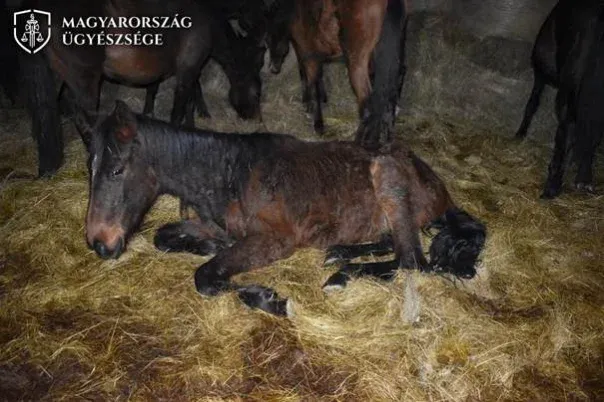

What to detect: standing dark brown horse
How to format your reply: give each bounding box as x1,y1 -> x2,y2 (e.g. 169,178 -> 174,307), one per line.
268,0 -> 408,149
20,0 -> 264,177
85,101 -> 486,316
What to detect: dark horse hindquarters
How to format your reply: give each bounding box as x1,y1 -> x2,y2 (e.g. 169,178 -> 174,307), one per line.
85,101 -> 486,316
516,0 -> 604,198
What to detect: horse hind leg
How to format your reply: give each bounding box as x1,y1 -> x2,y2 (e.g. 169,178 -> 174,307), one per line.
171,57 -> 203,127
323,156 -> 428,290
194,234 -> 296,316
323,234 -> 393,266
370,156 -> 428,269
515,69 -> 547,139
574,126 -> 602,193
542,93 -> 573,198
194,80 -> 211,118
300,58 -> 325,134
323,260 -> 398,291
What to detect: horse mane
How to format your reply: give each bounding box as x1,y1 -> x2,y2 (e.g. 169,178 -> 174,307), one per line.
132,115 -> 296,184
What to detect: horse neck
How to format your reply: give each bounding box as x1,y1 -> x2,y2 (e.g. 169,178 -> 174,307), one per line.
139,121 -> 239,199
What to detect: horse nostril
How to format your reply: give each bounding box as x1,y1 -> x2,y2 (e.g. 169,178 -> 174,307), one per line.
93,240 -> 109,259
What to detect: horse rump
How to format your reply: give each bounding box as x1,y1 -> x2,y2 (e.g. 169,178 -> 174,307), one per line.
426,207 -> 486,279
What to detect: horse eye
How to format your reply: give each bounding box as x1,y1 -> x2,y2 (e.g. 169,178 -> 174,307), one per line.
111,167 -> 124,177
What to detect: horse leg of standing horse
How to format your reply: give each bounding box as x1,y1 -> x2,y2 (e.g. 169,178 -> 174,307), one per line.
300,58 -> 325,134
323,234 -> 394,266
195,80 -> 211,118
185,89 -> 196,128
542,92 -> 573,198
143,82 -> 159,116
318,66 -> 328,104
194,234 -> 296,315
515,70 -> 547,139
171,69 -> 198,127
574,127 -> 602,193
22,51 -> 63,177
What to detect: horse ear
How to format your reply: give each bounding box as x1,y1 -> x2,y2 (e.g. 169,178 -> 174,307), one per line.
113,100 -> 137,143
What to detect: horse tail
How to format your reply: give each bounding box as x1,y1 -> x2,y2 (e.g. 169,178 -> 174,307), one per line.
427,207 -> 487,279
20,50 -> 63,176
355,0 -> 407,149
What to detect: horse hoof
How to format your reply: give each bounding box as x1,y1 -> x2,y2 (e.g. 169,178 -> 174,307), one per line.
195,269 -> 229,297
540,188 -> 559,199
314,121 -> 325,135
323,246 -> 350,266
237,285 -> 287,316
322,271 -> 349,293
575,182 -> 596,193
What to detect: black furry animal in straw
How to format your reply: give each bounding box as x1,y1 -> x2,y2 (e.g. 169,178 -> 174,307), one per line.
85,101 -> 486,316
515,0 -> 604,198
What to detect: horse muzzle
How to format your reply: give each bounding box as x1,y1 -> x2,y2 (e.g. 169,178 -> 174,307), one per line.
91,237 -> 124,260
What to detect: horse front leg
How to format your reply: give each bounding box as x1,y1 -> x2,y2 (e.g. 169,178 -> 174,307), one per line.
300,58 -> 325,134
194,234 -> 296,316
154,218 -> 233,256
143,82 -> 159,116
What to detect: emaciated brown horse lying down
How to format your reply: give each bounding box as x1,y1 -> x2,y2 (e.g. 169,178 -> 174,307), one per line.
85,101 -> 486,316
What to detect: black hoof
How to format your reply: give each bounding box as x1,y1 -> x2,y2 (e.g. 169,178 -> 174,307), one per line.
323,245 -> 352,266
194,268 -> 230,296
237,285 -> 287,316
540,187 -> 560,199
314,120 -> 325,135
322,271 -> 350,292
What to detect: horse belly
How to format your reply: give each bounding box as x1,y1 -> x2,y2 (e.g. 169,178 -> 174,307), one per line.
293,172 -> 386,248
305,196 -> 385,248
103,46 -> 173,85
